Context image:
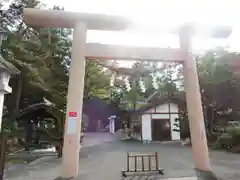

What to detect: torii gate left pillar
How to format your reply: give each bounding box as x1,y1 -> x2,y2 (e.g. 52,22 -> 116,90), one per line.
23,8 -> 130,179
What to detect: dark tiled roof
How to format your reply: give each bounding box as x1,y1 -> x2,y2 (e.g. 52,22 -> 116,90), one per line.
3,102 -> 64,121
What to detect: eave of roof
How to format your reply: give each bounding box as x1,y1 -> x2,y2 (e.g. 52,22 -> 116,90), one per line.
132,97 -> 184,115
0,56 -> 20,76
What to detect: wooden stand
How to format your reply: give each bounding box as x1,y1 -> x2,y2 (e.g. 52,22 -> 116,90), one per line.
122,152 -> 164,177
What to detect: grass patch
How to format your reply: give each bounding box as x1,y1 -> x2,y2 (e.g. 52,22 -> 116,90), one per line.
6,156 -> 26,164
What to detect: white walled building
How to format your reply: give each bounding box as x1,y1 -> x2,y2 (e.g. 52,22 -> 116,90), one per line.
131,99 -> 181,142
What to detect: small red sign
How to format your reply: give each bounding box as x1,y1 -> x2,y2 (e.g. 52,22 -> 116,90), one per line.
68,112 -> 77,117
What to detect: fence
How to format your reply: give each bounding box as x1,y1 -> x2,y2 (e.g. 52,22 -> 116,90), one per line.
122,152 -> 164,177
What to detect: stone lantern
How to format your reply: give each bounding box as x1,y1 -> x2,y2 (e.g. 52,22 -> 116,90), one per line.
0,31 -> 20,130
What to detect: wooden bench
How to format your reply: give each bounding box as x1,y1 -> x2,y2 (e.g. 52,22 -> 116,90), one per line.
122,152 -> 164,177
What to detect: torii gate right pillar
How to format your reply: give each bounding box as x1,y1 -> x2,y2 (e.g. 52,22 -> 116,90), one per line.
179,25 -> 217,180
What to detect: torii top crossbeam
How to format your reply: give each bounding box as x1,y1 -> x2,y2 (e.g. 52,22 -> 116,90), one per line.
24,8 -> 131,30
24,8 -> 188,62
85,43 -> 187,62
24,8 -> 233,63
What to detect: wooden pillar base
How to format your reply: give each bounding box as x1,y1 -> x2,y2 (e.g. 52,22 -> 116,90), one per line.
195,168 -> 218,180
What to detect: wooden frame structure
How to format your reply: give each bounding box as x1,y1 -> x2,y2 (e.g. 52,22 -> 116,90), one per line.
122,152 -> 164,177
21,7 -> 231,179
86,43 -> 187,62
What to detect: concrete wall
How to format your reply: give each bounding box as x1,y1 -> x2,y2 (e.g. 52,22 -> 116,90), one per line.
141,114 -> 152,141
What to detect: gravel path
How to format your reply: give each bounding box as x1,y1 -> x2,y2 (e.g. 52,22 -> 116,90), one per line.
4,133 -> 240,180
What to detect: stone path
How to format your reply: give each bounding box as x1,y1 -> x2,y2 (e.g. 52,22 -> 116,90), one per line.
81,132 -> 117,147
4,133 -> 240,180
4,157 -> 60,180
166,178 -> 197,180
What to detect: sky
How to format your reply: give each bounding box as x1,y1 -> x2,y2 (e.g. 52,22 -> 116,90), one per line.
4,0 -> 240,67
40,0 -> 240,67
39,0 -> 240,52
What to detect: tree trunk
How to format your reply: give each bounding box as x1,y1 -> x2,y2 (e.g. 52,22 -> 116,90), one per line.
14,74 -> 23,113
56,145 -> 63,158
0,132 -> 6,180
5,74 -> 23,116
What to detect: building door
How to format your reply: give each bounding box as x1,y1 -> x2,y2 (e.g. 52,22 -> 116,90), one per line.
151,119 -> 171,141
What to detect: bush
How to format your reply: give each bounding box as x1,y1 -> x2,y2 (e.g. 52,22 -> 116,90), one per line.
215,126 -> 240,151
228,127 -> 240,146
174,117 -> 190,139
215,133 -> 233,149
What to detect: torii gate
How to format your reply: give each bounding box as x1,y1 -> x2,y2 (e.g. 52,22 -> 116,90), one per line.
23,8 -> 216,179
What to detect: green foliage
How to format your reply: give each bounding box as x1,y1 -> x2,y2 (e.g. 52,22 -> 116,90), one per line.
173,115 -> 190,139
0,0 -> 112,151
1,0 -> 112,111
214,122 -> 240,150
108,61 -> 182,111
84,61 -> 111,99
198,50 -> 237,116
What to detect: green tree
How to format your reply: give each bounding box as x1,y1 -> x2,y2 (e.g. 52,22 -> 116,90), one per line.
197,50 -> 238,135
1,0 -> 115,151
84,61 -> 111,99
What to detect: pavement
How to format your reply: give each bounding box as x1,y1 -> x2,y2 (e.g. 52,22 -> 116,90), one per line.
3,132 -> 240,180
81,132 -> 117,147
166,178 -> 197,180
